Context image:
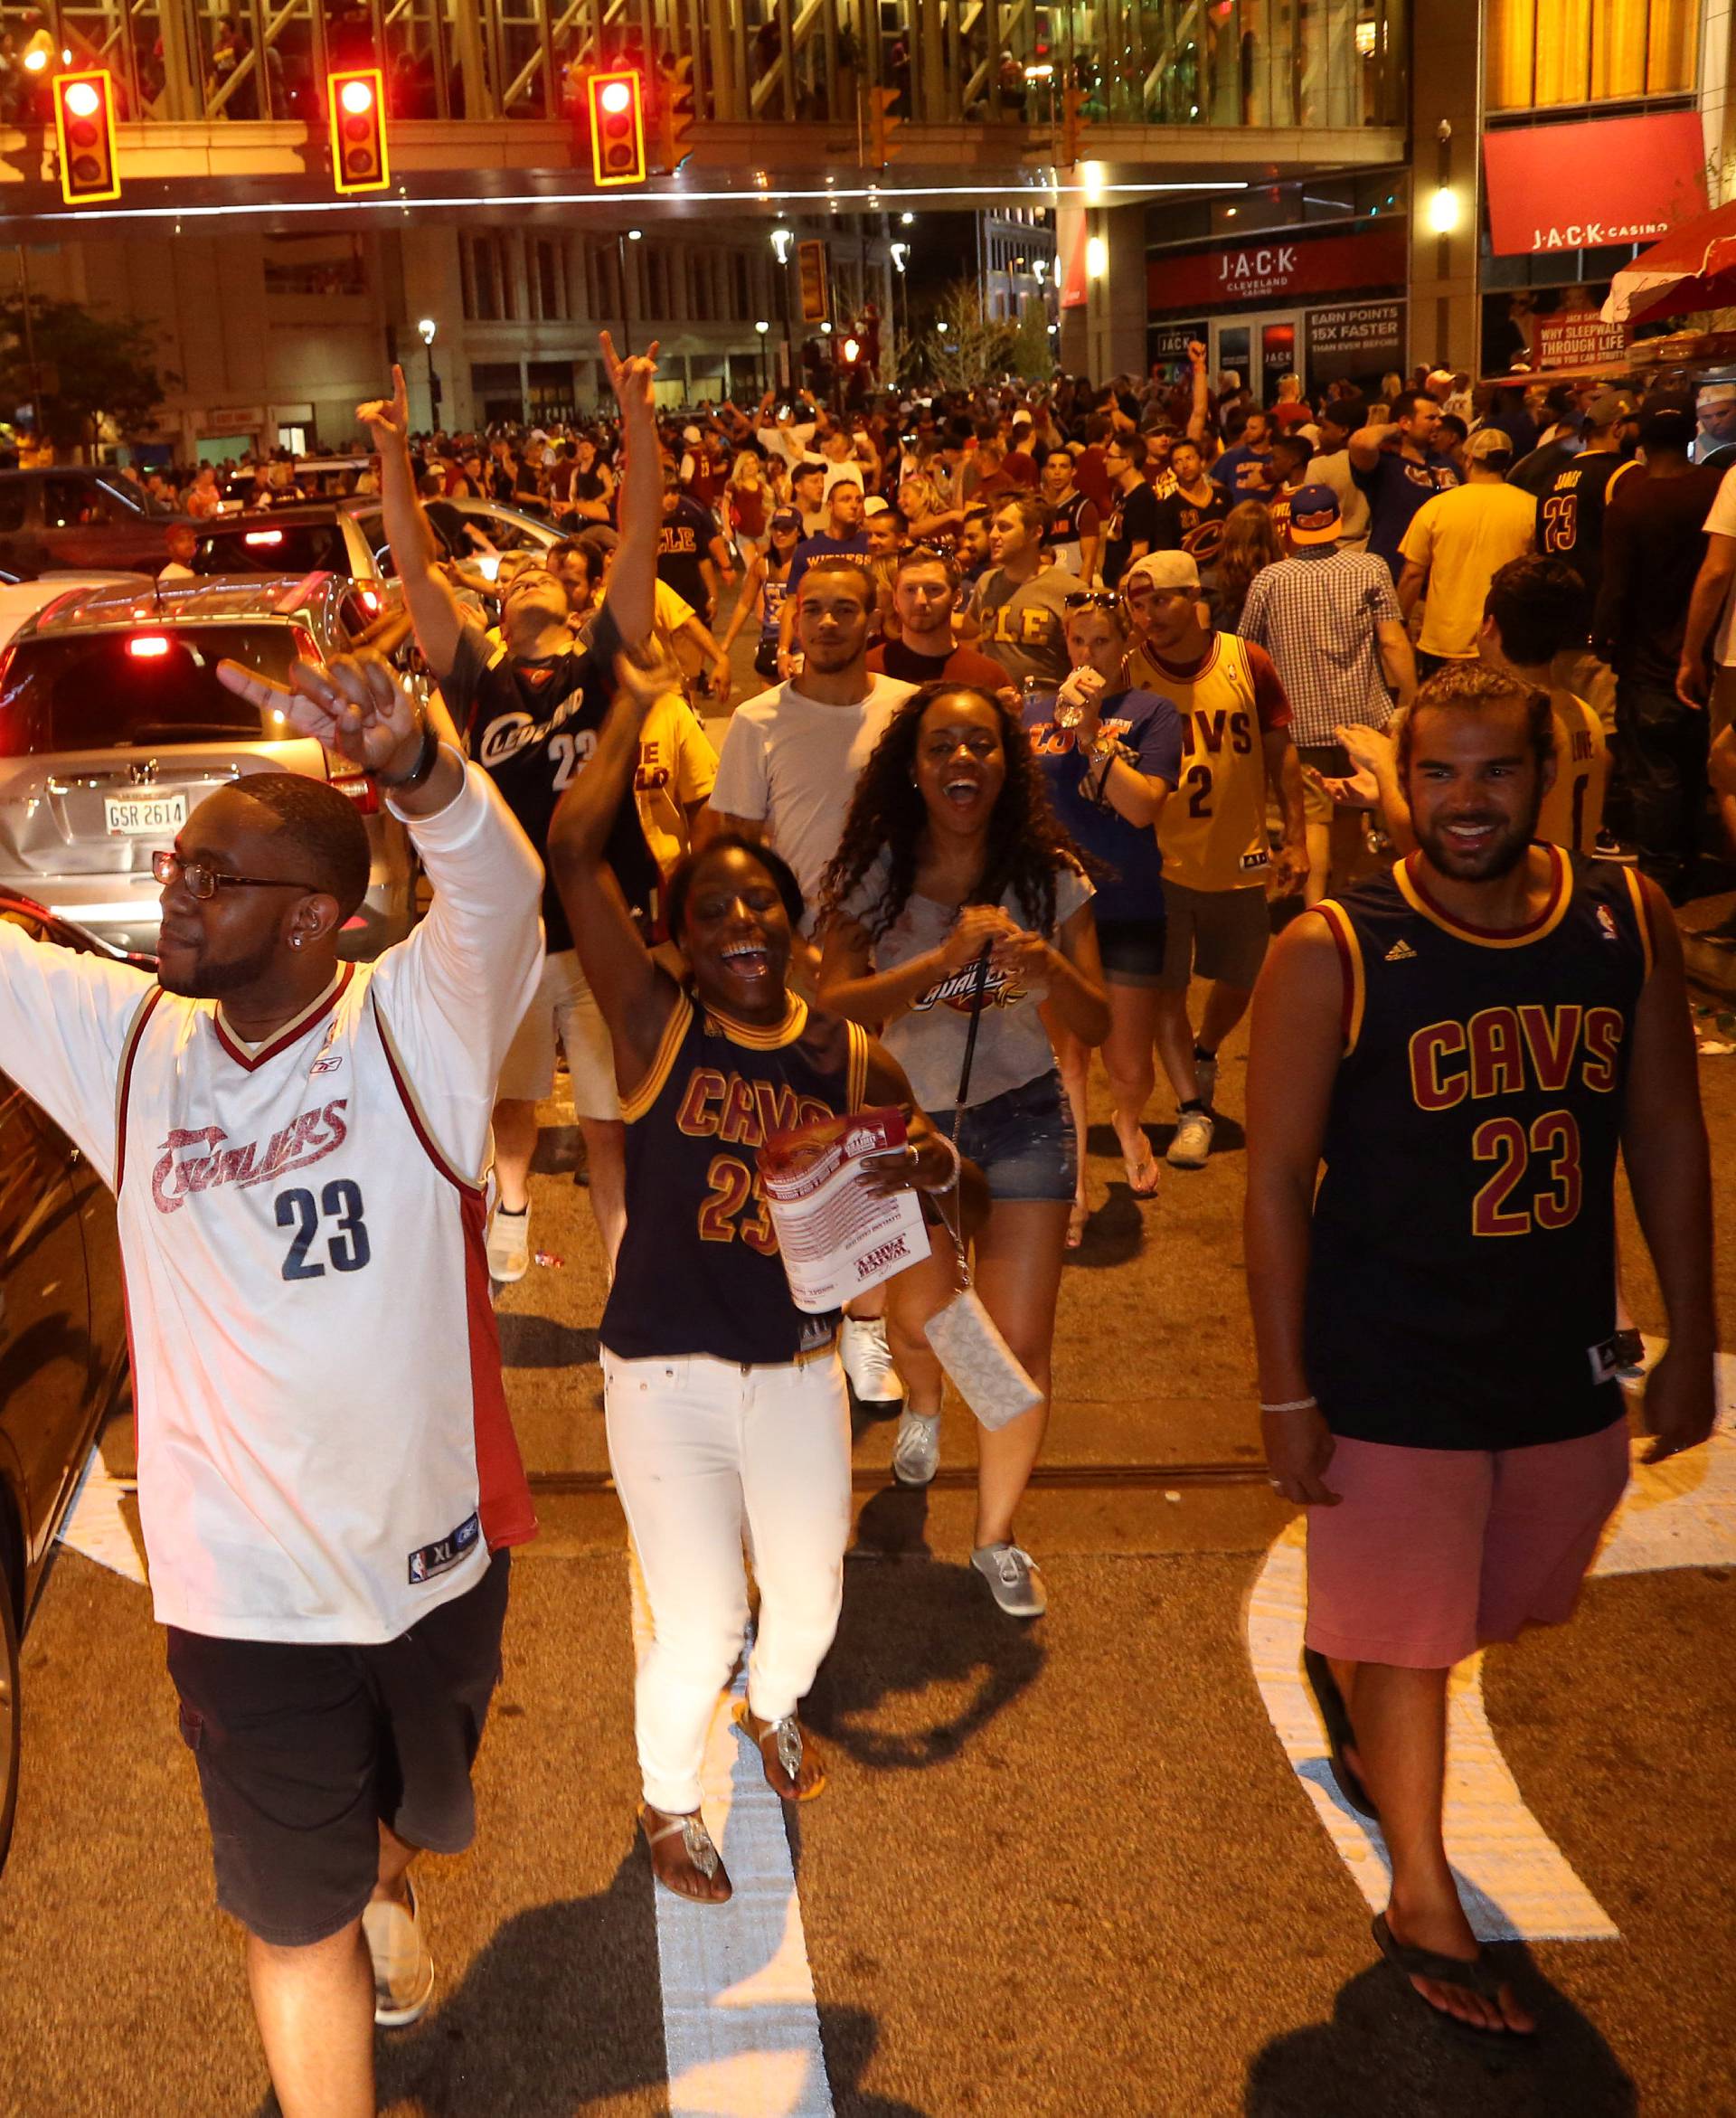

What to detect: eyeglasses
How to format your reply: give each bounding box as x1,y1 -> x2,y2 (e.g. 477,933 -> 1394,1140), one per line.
1064,591 -> 1121,611
152,850 -> 323,901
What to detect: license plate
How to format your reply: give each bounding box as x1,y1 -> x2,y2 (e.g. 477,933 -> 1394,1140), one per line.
104,791 -> 188,836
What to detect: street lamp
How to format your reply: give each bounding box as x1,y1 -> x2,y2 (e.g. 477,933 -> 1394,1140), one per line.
416,317 -> 440,429
755,317 -> 770,394
769,229 -> 795,393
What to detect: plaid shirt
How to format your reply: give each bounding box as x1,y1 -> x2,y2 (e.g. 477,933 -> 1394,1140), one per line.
1235,547 -> 1399,749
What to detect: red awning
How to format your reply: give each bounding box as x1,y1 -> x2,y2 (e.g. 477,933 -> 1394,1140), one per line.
1602,198 -> 1736,326
1483,111 -> 1707,260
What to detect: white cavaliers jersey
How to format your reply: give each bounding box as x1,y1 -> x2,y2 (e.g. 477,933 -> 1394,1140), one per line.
0,765 -> 544,1643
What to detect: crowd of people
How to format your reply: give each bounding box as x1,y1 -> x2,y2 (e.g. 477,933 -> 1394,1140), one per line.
0,328 -> 1722,2112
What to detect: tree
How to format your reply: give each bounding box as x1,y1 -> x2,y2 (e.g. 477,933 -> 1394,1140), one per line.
1010,295 -> 1053,381
920,279 -> 1016,393
0,296 -> 177,455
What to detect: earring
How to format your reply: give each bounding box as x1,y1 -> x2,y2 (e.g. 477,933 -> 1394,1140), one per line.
290,934 -> 303,950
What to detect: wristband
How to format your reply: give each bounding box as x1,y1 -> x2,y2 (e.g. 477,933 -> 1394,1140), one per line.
920,1131 -> 962,1195
1259,1395 -> 1317,1414
373,715 -> 438,790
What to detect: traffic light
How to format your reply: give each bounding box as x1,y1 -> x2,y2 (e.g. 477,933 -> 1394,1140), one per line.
588,70 -> 646,187
1060,85 -> 1086,165
328,69 -> 389,194
657,57 -> 693,174
52,71 -> 119,206
866,86 -> 901,168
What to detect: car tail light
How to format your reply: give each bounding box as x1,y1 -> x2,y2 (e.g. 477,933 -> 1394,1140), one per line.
127,636 -> 172,658
358,587 -> 381,613
244,530 -> 284,546
327,770 -> 381,815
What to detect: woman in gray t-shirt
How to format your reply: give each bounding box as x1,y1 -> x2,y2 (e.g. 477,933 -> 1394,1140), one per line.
817,682 -> 1109,1618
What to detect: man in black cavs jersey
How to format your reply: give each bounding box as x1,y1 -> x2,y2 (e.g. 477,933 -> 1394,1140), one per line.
1244,663 -> 1715,2047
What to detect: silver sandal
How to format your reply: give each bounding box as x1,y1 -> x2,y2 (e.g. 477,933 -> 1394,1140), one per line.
640,1807 -> 730,1901
731,1700 -> 826,1801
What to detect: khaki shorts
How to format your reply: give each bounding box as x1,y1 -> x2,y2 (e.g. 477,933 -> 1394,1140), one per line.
1158,880 -> 1270,992
497,948 -> 620,1119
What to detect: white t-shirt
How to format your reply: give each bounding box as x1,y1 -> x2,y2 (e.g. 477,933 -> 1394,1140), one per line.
756,420 -> 818,468
1703,463 -> 1736,665
709,675 -> 916,925
0,766 -> 544,1643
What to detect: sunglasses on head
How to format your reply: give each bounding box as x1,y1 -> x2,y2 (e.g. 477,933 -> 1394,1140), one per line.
1063,591 -> 1121,611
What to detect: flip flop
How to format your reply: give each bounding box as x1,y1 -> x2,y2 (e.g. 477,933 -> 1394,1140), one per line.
1302,1648 -> 1379,1820
1372,1914 -> 1538,2054
1120,1143 -> 1162,1198
731,1700 -> 827,1802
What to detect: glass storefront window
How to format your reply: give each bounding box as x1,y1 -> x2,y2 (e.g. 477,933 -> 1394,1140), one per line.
1487,0 -> 1698,111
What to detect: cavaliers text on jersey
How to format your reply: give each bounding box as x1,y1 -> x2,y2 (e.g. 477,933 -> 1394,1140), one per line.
1305,847 -> 1653,1450
603,993 -> 870,1366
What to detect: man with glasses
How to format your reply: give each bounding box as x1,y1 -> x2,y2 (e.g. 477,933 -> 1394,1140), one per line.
0,636 -> 543,2114
1100,432 -> 1162,590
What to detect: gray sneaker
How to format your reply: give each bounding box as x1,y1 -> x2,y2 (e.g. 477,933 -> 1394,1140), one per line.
1167,1109 -> 1214,1168
891,1408 -> 940,1486
486,1205 -> 531,1283
1194,1051 -> 1220,1107
363,1874 -> 435,2028
972,1542 -> 1047,1618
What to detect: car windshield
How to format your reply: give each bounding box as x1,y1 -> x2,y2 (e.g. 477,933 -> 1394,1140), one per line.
97,475 -> 170,520
194,520 -> 352,575
0,624 -> 302,753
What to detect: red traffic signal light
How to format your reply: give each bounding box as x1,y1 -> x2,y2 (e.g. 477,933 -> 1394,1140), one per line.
589,70 -> 646,187
53,71 -> 119,206
328,68 -> 389,194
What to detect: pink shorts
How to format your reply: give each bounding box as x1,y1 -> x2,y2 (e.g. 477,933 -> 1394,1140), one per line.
1304,1417 -> 1631,1669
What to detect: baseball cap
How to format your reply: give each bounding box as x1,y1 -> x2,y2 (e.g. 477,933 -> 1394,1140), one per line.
1124,551 -> 1201,593
1468,427 -> 1514,461
769,506 -> 801,532
1286,483 -> 1342,546
682,424 -> 702,445
862,494 -> 891,516
1639,399 -> 1697,449
1583,387 -> 1636,430
792,454 -> 827,477
1696,382 -> 1736,407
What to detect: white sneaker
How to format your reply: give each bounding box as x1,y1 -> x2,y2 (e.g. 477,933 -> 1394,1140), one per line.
363,1875 -> 436,2028
841,1315 -> 902,1403
972,1542 -> 1047,1618
891,1408 -> 940,1487
1194,1051 -> 1220,1107
486,1205 -> 530,1282
1166,1109 -> 1214,1168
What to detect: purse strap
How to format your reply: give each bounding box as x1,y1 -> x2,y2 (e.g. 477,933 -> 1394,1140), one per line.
935,943 -> 993,1289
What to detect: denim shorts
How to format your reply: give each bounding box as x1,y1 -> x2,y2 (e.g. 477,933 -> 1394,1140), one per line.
926,1069 -> 1077,1204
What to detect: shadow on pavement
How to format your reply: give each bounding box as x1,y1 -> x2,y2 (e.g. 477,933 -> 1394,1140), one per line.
497,1311 -> 600,1367
816,2005 -> 935,2117
804,1555 -> 1044,1772
1244,1952 -> 1637,2118
531,1122 -> 583,1176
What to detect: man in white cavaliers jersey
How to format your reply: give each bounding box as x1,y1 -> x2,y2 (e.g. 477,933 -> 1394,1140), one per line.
0,643 -> 542,2113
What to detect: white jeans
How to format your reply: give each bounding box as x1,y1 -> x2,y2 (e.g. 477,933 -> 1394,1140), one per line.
602,1347 -> 852,1813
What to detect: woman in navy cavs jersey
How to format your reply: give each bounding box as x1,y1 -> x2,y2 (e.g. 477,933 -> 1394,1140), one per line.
817,684 -> 1109,1618
547,647 -> 967,1906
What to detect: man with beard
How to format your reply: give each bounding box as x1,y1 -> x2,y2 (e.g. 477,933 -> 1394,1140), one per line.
1244,661 -> 1714,2050
0,644 -> 543,2113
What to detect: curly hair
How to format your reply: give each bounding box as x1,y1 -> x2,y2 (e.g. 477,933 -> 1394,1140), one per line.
818,683 -> 1098,942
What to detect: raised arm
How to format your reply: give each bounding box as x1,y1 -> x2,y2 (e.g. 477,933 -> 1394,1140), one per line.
599,331 -> 662,650
360,365 -> 467,686
545,648 -> 683,1093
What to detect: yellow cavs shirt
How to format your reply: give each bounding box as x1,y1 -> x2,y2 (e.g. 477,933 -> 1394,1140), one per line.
1129,632 -> 1291,893
1536,689 -> 1609,855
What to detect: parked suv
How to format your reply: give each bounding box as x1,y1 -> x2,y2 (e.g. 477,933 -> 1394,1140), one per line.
0,575 -> 417,960
193,496 -> 562,584
0,469 -> 190,582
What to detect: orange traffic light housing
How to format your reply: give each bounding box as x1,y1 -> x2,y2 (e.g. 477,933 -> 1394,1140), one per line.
329,68 -> 389,194
53,71 -> 119,206
589,70 -> 646,186
657,57 -> 693,174
866,86 -> 901,168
